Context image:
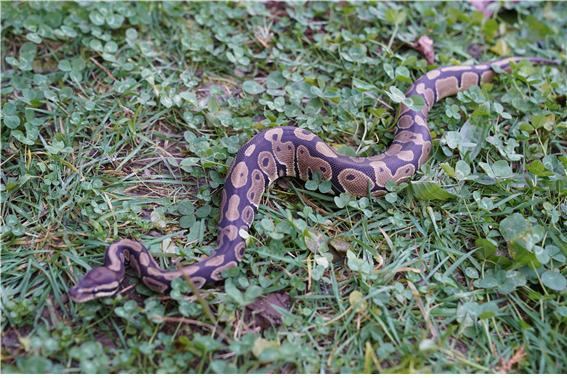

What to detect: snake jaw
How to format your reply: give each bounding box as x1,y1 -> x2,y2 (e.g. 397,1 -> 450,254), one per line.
69,267 -> 122,303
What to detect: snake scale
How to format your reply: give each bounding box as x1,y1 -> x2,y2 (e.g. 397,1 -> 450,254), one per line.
69,57 -> 556,303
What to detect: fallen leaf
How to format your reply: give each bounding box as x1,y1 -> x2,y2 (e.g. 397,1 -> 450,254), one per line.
349,290 -> 368,314
412,36 -> 435,64
329,237 -> 351,254
469,0 -> 495,18
252,337 -> 280,358
490,39 -> 510,56
498,346 -> 526,373
245,292 -> 291,330
467,43 -> 485,59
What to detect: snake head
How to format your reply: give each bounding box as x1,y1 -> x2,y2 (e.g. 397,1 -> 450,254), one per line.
69,267 -> 121,303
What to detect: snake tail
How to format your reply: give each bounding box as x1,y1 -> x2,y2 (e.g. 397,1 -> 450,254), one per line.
69,56 -> 556,302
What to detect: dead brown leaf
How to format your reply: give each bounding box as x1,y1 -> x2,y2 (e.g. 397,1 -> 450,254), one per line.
245,292 -> 291,330
469,0 -> 495,18
412,36 -> 435,64
498,346 -> 526,373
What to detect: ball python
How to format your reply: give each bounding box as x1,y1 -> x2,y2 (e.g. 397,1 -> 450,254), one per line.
69,57 -> 556,303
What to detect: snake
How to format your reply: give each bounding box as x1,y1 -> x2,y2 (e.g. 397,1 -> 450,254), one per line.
69,57 -> 557,303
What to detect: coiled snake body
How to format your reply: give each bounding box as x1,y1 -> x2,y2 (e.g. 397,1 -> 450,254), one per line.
70,57 -> 555,302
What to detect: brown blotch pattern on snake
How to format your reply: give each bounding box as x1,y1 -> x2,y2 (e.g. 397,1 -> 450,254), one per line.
398,115 -> 414,129
315,142 -> 338,158
273,140 -> 296,176
426,69 -> 441,79
139,253 -> 150,267
435,76 -> 459,100
204,255 -> 225,267
337,168 -> 373,197
244,144 -> 256,157
211,261 -> 238,280
142,276 -> 168,293
296,145 -> 332,181
230,161 -> 249,189
441,65 -> 471,72
460,72 -> 479,90
293,128 -> 315,141
225,195 -> 241,222
247,169 -> 265,207
258,151 -> 278,182
234,242 -> 246,261
242,205 -> 255,226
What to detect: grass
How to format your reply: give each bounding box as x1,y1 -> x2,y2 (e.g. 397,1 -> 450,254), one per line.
1,1 -> 566,373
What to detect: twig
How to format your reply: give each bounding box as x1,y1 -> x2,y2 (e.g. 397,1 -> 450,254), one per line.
497,346 -> 526,373
90,57 -> 116,81
155,316 -> 230,343
407,280 -> 438,338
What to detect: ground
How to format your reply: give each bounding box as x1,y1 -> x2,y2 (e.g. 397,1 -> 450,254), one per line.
1,1 -> 566,373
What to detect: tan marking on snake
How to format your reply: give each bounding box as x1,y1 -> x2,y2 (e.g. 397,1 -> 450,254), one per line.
424,87 -> 435,108
398,115 -> 414,129
191,276 -> 206,288
258,151 -> 278,182
370,160 -> 415,187
296,145 -> 332,181
494,58 -> 513,67
349,156 -> 370,163
414,114 -> 426,127
244,144 -> 256,157
293,128 -> 315,141
225,195 -> 240,222
120,240 -> 143,253
220,225 -> 239,242
142,277 -> 168,293
242,206 -> 255,226
394,131 -> 429,145
106,244 -> 122,271
247,169 -> 265,207
230,161 -> 249,188
397,104 -> 411,117
385,144 -> 414,161
460,72 -> 479,90
426,70 -> 441,79
415,83 -> 434,109
211,261 -> 238,280
264,128 -> 283,142
441,65 -> 471,72
393,163 -> 416,181
147,266 -> 166,278
180,265 -> 200,277
273,140 -> 296,176
139,252 -> 150,267
435,76 -> 459,100
337,169 -> 373,196
418,142 -> 432,167
234,242 -> 245,261
78,281 -> 118,293
156,270 -> 185,281
315,142 -> 338,158
205,255 -> 225,267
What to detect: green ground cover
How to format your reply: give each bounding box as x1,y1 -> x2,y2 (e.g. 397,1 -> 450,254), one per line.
1,1 -> 566,373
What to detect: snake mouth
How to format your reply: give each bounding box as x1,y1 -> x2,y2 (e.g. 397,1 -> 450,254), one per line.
69,282 -> 120,303
68,286 -> 94,303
